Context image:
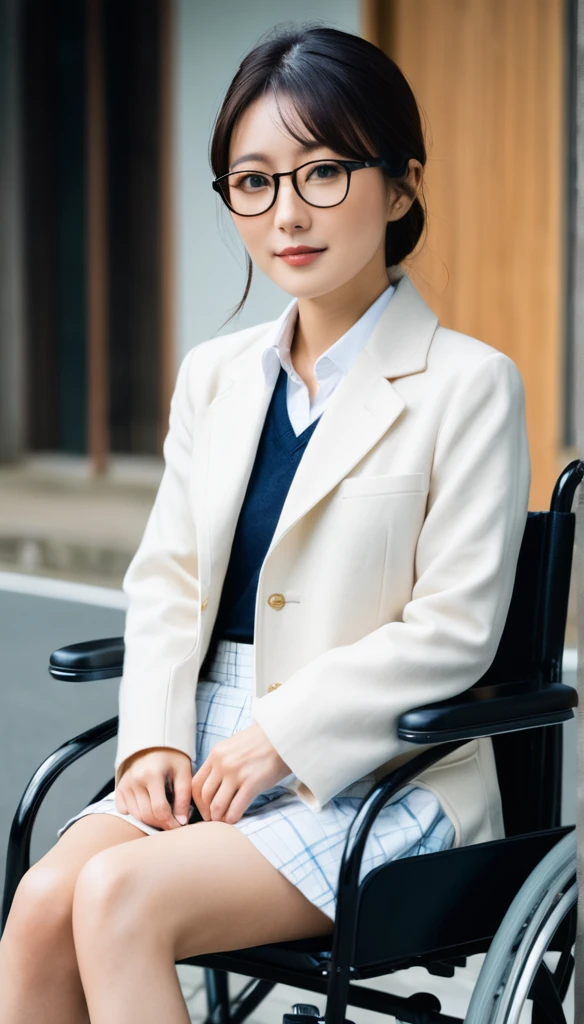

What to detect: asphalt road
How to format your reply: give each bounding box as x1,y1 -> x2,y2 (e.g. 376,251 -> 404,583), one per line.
0,584 -> 125,888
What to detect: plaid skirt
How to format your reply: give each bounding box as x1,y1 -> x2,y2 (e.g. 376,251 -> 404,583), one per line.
57,638 -> 455,922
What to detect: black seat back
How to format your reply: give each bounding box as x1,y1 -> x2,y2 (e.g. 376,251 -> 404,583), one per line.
474,462 -> 581,836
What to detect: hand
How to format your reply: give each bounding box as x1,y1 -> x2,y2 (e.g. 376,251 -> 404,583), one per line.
191,722 -> 292,825
115,747 -> 194,830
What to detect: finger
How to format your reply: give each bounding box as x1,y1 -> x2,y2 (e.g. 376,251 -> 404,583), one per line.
121,787 -> 143,823
223,783 -> 255,825
114,788 -> 128,815
149,777 -> 180,830
200,769 -> 222,822
209,779 -> 238,822
172,763 -> 194,825
132,784 -> 158,829
191,759 -> 212,793
190,786 -> 206,821
191,761 -> 213,819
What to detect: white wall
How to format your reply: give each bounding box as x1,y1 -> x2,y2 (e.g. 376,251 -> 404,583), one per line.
173,0 -> 360,362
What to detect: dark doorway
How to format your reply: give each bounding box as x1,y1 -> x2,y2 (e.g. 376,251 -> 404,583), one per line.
104,0 -> 161,454
22,0 -> 162,456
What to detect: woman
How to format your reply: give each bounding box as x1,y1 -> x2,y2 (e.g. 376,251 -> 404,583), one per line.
0,23 -> 530,1023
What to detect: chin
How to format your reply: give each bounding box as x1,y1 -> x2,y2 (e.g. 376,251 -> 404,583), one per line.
273,270 -> 340,300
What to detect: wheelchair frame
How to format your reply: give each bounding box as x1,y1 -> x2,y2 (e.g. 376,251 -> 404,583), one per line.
2,459 -> 582,1024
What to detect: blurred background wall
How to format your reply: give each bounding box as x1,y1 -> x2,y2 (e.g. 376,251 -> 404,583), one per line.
363,0 -> 577,517
0,0 -> 579,622
0,0 -> 577,504
0,0 -> 360,471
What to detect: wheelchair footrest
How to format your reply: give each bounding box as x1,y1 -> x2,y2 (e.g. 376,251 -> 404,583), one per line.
283,1018 -> 356,1024
283,1007 -> 356,1024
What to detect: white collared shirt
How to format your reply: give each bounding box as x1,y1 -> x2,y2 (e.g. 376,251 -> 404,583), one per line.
261,282 -> 396,436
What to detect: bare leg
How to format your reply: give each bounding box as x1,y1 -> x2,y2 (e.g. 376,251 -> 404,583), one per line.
72,820 -> 334,1024
0,814 -> 148,1024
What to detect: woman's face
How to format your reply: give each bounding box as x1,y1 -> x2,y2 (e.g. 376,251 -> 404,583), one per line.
226,92 -> 422,300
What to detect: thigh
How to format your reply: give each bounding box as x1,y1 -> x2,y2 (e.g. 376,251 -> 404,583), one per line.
49,813 -> 148,875
4,815 -> 147,943
20,816 -> 146,909
74,820 -> 334,960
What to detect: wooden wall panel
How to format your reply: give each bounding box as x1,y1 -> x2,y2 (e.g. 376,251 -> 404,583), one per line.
362,0 -> 568,510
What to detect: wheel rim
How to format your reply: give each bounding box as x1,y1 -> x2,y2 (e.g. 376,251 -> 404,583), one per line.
493,879 -> 577,1023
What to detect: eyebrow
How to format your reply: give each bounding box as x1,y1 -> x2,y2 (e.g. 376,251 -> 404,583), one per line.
229,141 -> 326,172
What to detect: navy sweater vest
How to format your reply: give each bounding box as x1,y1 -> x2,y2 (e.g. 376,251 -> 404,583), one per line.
201,365 -> 322,676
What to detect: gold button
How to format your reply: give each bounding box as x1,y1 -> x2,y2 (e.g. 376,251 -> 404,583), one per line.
267,682 -> 282,692
267,593 -> 286,610
201,597 -> 208,611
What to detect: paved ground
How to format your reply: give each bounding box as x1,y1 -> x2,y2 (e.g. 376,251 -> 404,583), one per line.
0,455 -> 161,588
0,584 -> 124,881
175,954 -> 572,1023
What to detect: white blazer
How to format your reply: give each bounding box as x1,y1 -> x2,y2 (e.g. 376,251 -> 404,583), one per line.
114,266 -> 531,850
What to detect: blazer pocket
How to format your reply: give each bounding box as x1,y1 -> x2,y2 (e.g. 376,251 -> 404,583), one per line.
339,472 -> 426,498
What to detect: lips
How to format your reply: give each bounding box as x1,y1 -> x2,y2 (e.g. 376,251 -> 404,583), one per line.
277,246 -> 326,256
276,249 -> 326,266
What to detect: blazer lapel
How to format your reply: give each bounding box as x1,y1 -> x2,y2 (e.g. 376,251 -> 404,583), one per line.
199,270 -> 439,587
198,331 -> 275,587
267,272 -> 439,554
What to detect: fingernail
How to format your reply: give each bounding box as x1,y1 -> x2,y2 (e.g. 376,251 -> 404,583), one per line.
176,814 -> 188,825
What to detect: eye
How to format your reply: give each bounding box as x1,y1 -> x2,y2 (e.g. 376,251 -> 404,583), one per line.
234,172 -> 271,192
306,161 -> 341,180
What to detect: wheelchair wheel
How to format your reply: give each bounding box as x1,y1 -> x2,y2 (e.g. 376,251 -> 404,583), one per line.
465,829 -> 576,1024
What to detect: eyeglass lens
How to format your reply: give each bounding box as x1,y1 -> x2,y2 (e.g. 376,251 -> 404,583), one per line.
219,161 -> 349,215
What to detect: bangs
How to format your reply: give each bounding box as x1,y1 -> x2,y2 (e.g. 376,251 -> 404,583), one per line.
264,71 -> 378,164
209,27 -> 418,181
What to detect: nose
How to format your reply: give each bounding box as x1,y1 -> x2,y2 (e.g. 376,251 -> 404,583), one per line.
272,174 -> 311,231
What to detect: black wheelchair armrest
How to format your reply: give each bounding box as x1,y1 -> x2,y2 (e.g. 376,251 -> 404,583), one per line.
397,680 -> 578,744
334,679 -> 578,936
49,637 -> 125,681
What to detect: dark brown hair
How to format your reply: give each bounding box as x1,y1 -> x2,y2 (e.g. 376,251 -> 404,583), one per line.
210,23 -> 428,327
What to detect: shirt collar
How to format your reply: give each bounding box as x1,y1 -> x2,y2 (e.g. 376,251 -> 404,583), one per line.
261,281 -> 396,388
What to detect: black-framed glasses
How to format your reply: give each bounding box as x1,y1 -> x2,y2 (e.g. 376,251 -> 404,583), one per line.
212,156 -> 410,217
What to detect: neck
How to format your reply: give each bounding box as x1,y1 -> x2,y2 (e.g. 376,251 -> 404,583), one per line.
291,260 -> 391,366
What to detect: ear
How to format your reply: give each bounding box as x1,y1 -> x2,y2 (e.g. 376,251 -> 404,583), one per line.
386,191 -> 407,222
386,159 -> 424,222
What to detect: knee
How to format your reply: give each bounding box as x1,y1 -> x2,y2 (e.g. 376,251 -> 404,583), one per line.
72,848 -> 150,948
3,862 -> 74,953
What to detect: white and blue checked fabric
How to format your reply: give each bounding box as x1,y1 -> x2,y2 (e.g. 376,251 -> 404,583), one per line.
57,638 -> 456,922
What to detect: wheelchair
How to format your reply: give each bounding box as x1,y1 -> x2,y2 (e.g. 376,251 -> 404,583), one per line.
2,458 -> 582,1024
